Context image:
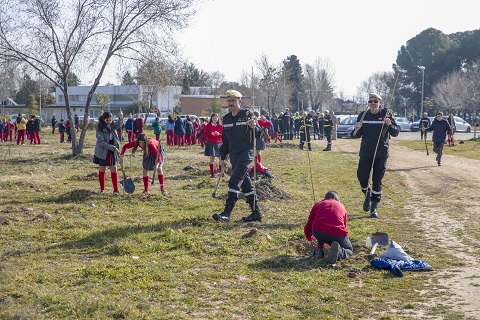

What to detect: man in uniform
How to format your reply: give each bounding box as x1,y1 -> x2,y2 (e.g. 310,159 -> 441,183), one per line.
299,111 -> 313,150
322,110 -> 334,151
351,93 -> 399,218
213,90 -> 263,223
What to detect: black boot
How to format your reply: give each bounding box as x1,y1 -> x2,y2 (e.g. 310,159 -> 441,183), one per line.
299,143 -> 304,150
370,201 -> 378,218
323,144 -> 331,151
308,143 -> 312,151
213,200 -> 235,222
243,197 -> 262,222
363,188 -> 371,212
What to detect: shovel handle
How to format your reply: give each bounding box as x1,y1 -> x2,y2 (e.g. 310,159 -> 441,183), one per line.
369,243 -> 379,255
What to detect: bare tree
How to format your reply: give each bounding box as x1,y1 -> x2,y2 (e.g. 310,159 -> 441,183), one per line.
136,57 -> 179,121
255,54 -> 282,116
207,71 -> 225,95
303,57 -> 335,112
433,62 -> 480,116
0,0 -> 195,155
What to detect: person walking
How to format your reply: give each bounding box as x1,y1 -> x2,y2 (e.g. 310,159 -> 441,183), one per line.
351,93 -> 399,218
203,114 -> 223,178
422,111 -> 451,166
322,110 -> 334,151
304,191 -> 353,265
93,111 -> 123,194
51,115 -> 57,134
419,112 -> 430,140
121,133 -> 167,194
212,90 -> 263,223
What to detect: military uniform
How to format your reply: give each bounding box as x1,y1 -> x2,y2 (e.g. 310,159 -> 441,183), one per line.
323,113 -> 334,151
213,90 -> 262,223
351,105 -> 399,216
299,114 -> 313,150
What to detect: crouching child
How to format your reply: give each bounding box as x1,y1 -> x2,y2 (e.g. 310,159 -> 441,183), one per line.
304,191 -> 353,265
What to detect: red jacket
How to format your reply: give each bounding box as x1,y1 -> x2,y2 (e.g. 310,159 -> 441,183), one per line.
203,123 -> 223,143
304,199 -> 349,241
121,138 -> 162,162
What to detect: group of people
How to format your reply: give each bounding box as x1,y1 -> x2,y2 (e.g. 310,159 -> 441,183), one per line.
0,114 -> 42,145
90,89 -> 457,266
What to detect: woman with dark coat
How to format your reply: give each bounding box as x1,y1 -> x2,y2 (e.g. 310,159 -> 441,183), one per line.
93,111 -> 123,193
173,116 -> 185,146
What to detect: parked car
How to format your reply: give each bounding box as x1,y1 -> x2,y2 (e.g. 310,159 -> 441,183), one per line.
452,116 -> 471,132
336,115 -> 357,138
395,117 -> 412,132
410,116 -> 471,132
410,117 -> 434,132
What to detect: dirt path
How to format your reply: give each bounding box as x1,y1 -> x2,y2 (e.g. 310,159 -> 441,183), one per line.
333,138 -> 480,319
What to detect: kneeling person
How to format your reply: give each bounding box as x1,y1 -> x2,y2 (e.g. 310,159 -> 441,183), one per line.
304,191 -> 353,265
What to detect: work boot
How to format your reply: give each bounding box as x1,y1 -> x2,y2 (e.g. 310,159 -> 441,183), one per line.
370,201 -> 378,218
212,202 -> 235,222
363,192 -> 371,212
323,144 -> 331,151
308,143 -> 312,151
299,143 -> 304,150
243,198 -> 263,222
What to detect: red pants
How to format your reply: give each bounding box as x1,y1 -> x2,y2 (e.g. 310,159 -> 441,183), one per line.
166,130 -> 174,146
174,134 -> 184,146
17,129 -> 26,145
60,132 -> 65,143
34,132 -> 41,144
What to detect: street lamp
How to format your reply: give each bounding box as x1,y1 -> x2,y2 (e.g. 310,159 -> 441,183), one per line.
418,66 -> 425,118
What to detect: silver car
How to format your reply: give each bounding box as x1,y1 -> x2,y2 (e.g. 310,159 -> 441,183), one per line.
395,117 -> 412,132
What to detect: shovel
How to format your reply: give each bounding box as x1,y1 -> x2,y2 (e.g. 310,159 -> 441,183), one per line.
365,232 -> 389,255
120,161 -> 135,194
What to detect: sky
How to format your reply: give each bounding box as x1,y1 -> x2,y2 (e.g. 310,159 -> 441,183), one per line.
169,0 -> 480,98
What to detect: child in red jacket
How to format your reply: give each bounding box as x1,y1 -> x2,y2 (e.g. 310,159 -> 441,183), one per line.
304,191 -> 353,265
121,133 -> 167,195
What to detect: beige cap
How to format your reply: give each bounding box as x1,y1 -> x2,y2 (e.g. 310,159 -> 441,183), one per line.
226,90 -> 242,98
369,93 -> 382,100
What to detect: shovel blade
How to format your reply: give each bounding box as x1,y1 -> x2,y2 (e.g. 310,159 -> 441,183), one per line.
365,232 -> 389,247
120,178 -> 135,194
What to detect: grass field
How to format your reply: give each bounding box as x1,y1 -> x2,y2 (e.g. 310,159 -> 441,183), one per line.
0,131 -> 474,319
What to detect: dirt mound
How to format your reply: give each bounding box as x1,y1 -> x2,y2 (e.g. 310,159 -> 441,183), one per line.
218,179 -> 292,201
284,237 -> 317,256
71,172 -> 97,181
